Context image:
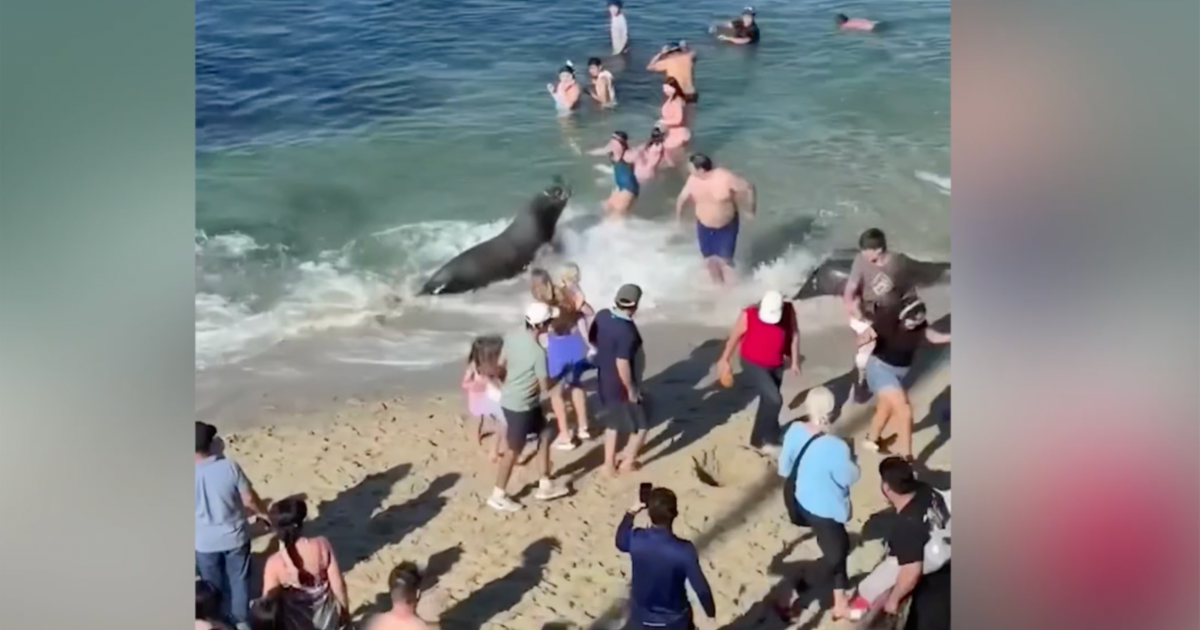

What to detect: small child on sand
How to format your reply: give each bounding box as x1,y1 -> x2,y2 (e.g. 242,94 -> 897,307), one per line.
461,335 -> 508,462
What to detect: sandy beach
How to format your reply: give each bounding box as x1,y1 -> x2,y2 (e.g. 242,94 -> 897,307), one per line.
218,288 -> 952,630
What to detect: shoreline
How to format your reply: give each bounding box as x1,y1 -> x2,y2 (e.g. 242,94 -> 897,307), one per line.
214,286 -> 951,629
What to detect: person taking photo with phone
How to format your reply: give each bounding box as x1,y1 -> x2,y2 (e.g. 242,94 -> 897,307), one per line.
616,486 -> 716,630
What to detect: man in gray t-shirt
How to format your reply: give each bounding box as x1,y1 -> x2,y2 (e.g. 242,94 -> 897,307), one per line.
195,422 -> 268,629
842,229 -> 915,400
843,228 -> 914,319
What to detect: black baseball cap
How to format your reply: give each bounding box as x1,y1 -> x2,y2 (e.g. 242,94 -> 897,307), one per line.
743,6 -> 757,15
615,284 -> 642,308
196,421 -> 217,453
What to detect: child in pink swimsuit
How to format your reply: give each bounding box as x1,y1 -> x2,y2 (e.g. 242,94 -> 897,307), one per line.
462,336 -> 507,462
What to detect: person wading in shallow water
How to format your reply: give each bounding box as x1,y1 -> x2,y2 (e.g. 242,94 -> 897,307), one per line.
646,41 -> 699,103
716,290 -> 800,456
675,154 -> 756,284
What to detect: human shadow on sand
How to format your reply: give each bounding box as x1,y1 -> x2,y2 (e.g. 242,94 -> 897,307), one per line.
439,537 -> 560,629
914,385 -> 951,466
716,533 -> 838,630
555,339 -> 762,484
304,466 -> 459,575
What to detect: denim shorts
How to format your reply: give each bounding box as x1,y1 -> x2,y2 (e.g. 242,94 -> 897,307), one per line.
864,355 -> 910,394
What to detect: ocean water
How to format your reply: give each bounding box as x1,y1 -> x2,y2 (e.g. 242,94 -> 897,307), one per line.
195,0 -> 950,373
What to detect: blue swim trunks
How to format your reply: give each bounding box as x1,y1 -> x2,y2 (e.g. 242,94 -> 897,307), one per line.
696,213 -> 739,262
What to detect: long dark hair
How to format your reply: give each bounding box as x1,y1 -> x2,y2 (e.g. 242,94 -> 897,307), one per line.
196,579 -> 223,622
250,590 -> 282,630
663,77 -> 684,101
468,335 -> 505,381
270,497 -> 314,585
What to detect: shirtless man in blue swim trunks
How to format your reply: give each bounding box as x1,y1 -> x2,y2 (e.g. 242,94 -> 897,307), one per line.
675,154 -> 756,284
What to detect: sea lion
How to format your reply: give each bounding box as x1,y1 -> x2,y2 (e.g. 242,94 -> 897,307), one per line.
794,249 -> 950,300
419,184 -> 571,296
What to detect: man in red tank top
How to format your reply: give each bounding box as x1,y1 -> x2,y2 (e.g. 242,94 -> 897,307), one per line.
715,291 -> 800,454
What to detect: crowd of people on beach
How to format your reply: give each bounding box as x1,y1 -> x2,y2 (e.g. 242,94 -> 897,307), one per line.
196,5 -> 951,630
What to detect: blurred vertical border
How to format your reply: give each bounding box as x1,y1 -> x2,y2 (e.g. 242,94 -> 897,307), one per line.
952,1 -> 1199,630
0,1 -> 194,629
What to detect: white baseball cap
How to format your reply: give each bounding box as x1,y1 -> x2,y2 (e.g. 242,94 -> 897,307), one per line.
525,302 -> 559,326
758,290 -> 784,325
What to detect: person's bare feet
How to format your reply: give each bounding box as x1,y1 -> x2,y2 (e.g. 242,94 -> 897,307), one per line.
618,459 -> 641,474
603,462 -> 619,477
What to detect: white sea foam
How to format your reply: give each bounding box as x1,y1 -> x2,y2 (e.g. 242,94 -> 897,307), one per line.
194,204 -> 834,370
915,171 -> 951,195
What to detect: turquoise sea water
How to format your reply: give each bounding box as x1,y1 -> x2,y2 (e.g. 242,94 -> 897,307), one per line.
195,0 -> 949,371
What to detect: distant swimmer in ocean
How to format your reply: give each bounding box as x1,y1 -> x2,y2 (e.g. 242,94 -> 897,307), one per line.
710,7 -> 761,46
835,13 -> 880,32
646,41 -> 698,103
587,57 -> 617,107
594,131 -> 639,219
658,78 -> 692,164
547,62 -> 581,114
675,154 -> 756,284
608,0 -> 629,55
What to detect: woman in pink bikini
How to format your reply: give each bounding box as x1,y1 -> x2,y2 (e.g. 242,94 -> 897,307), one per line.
658,78 -> 691,165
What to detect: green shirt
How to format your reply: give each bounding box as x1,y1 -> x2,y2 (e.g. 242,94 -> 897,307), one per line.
500,329 -> 547,411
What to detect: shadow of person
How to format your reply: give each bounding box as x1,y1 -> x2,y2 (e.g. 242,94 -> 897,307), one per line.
914,386 -> 950,465
350,543 -> 466,621
554,339 -> 733,483
308,467 -> 459,575
636,339 -> 764,467
440,537 -> 560,628
717,534 -> 823,630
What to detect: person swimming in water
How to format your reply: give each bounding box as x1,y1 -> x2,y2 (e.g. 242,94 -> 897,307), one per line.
657,78 -> 691,166
587,57 -> 617,107
711,7 -> 761,45
646,41 -> 698,103
547,62 -> 581,114
835,13 -> 880,32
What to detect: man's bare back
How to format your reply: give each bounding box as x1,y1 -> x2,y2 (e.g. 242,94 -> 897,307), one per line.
648,48 -> 696,97
365,611 -> 433,630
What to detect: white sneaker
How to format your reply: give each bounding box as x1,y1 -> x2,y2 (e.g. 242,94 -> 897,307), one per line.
487,492 -> 522,512
552,436 -> 577,451
534,479 -> 569,501
861,438 -> 880,453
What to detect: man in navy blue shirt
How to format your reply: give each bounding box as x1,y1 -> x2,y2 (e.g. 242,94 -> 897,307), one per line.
617,487 -> 716,629
589,283 -> 649,476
